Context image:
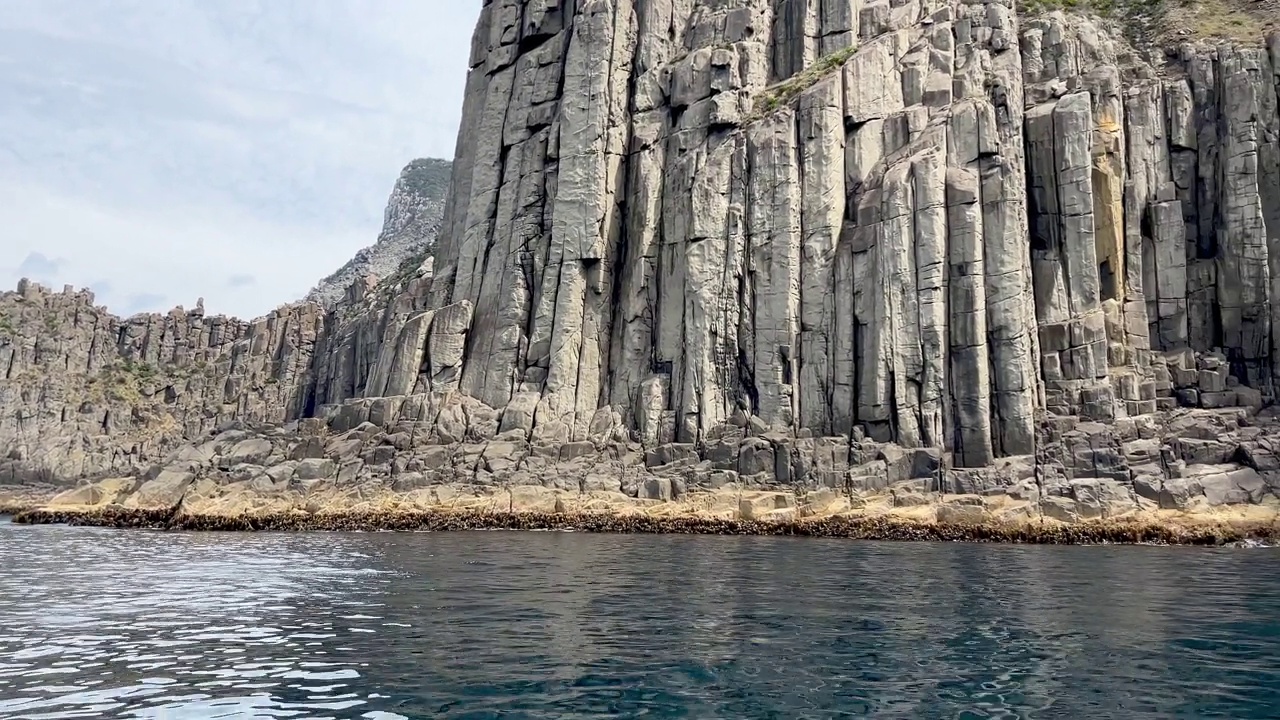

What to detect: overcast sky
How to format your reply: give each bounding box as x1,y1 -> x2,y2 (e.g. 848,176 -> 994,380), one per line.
0,0 -> 479,319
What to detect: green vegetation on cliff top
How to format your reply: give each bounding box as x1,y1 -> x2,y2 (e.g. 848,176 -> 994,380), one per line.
1019,0 -> 1278,44
400,158 -> 452,202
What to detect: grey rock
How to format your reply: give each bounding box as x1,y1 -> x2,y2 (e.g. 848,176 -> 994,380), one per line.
582,474 -> 622,493
265,462 -> 298,485
738,438 -> 775,476
1069,478 -> 1136,518
223,439 -> 273,467
294,458 -> 337,481
1040,496 -> 1080,523
937,500 -> 988,524
123,469 -> 194,510
3,5 -> 1280,523
638,477 -> 673,501
1195,466 -> 1269,506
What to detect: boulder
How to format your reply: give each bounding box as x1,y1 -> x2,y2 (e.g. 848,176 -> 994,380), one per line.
739,492 -> 797,521
122,469 -> 195,510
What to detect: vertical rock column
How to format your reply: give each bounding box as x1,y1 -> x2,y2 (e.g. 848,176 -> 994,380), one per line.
966,1 -> 1039,457
1026,92 -> 1113,419
1214,45 -> 1277,389
746,110 -> 803,431
1271,35 -> 1280,388
944,153 -> 994,467
535,0 -> 636,441
911,151 -> 949,449
676,140 -> 740,440
840,32 -> 905,444
606,0 -> 679,430
836,0 -> 1038,461
772,0 -> 861,81
852,145 -> 952,451
796,75 -> 847,435
616,2 -> 775,444
428,0 -> 638,443
1131,81 -> 1188,354
1087,69 -> 1149,372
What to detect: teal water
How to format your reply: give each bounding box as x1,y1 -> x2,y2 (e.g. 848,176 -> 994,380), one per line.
1,520 -> 1277,719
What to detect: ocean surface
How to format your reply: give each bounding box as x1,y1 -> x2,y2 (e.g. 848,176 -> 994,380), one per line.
1,520 -> 1278,720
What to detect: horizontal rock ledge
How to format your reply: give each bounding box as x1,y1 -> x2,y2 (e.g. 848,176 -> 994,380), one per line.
9,494 -> 1278,546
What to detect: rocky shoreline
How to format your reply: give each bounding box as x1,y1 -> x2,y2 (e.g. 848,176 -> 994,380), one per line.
7,507 -> 1278,546
4,483 -> 1276,546
3,393 -> 1279,548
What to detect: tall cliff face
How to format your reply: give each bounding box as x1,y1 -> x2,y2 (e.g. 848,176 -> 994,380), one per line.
306,158 -> 452,307
420,1 -> 1279,461
0,284 -> 323,481
0,160 -> 447,483
2,2 -> 1280,510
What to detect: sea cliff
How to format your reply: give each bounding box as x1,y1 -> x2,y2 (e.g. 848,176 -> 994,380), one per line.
3,1 -> 1280,543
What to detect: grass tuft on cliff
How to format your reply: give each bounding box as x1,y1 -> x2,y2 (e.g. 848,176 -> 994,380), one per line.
747,44 -> 858,122
85,359 -> 160,405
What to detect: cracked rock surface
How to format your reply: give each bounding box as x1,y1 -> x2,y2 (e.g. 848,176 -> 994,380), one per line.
3,4 -> 1280,531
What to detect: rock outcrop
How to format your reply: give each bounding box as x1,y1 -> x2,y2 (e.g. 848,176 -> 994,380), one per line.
306,158 -> 452,307
0,281 -> 324,482
4,2 -> 1280,536
0,160 -> 446,483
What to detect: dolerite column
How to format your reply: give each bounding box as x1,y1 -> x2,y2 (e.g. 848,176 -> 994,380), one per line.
1129,81 -> 1188,353
1271,35 -> 1280,388
746,109 -> 803,431
1212,45 -> 1280,391
1027,92 -> 1113,419
963,0 -> 1040,457
797,74 -> 846,436
533,0 -> 635,442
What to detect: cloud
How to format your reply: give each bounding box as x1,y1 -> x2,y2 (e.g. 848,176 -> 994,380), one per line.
0,0 -> 481,319
0,178 -> 371,319
226,274 -> 256,288
16,251 -> 62,279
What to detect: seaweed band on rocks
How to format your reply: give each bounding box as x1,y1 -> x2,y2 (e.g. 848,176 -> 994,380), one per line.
2,2 -> 1280,544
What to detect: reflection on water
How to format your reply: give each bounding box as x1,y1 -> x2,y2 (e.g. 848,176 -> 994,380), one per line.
1,520 -> 1278,719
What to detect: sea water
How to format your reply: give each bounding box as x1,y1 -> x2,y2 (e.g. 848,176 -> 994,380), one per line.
1,519 -> 1277,719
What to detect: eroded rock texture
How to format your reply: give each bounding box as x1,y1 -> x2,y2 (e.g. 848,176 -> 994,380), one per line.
3,3 -> 1280,520
429,2 -> 1279,458
0,281 -> 323,480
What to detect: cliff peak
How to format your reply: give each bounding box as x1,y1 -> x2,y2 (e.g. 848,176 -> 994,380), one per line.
305,157 -> 452,308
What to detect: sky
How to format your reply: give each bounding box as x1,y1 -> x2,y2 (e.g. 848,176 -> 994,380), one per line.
0,0 -> 479,319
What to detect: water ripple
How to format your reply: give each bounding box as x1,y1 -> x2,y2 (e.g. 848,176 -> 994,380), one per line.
2,521 -> 1278,718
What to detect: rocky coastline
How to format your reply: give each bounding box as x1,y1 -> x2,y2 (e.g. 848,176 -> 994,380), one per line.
4,4 -> 1280,549
5,496 -> 1277,546
3,405 -> 1276,545
3,355 -> 1280,547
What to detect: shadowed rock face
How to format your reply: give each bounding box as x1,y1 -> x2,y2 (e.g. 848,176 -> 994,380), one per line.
2,3 -> 1280,524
